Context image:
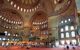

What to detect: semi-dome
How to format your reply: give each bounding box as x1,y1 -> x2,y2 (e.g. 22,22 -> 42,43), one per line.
0,9 -> 23,24
0,9 -> 23,29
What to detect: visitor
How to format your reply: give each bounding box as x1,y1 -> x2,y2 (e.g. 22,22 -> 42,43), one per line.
66,45 -> 69,50
72,44 -> 76,50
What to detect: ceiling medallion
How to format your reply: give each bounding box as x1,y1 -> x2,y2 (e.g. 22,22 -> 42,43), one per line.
7,0 -> 40,13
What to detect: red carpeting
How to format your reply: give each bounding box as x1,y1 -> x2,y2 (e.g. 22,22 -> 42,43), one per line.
0,46 -> 7,50
0,46 -> 80,50
7,46 -> 26,50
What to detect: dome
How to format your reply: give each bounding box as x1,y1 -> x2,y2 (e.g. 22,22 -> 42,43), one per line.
0,9 -> 23,29
0,9 -> 23,24
8,0 -> 40,9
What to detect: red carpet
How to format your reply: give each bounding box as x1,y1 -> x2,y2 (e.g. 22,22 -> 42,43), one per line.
0,46 -> 79,50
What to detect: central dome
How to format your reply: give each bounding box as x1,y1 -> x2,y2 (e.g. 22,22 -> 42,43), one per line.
10,0 -> 40,9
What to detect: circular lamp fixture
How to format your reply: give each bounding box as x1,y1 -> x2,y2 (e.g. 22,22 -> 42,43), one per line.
7,0 -> 40,13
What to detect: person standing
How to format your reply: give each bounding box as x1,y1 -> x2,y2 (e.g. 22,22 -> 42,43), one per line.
66,45 -> 69,50
72,45 -> 76,50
